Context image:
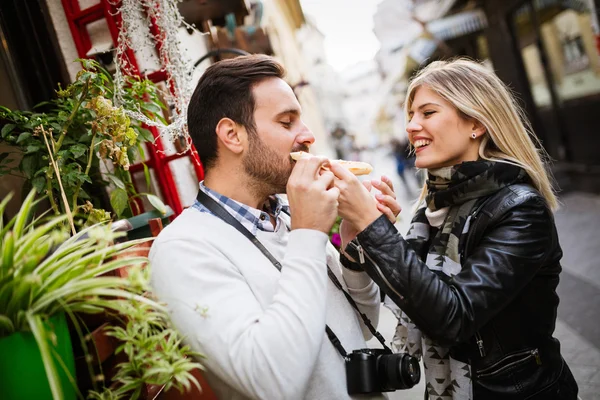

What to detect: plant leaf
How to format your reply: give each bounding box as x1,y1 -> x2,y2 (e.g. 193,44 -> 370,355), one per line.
146,194 -> 166,215
143,164 -> 151,190
1,123 -> 16,138
16,131 -> 32,144
32,176 -> 46,193
26,144 -> 42,154
137,127 -> 154,143
108,175 -> 126,190
27,313 -> 64,400
20,155 -> 38,179
70,144 -> 88,158
110,188 -> 129,218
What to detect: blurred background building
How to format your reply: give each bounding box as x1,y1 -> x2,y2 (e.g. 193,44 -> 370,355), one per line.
370,0 -> 600,192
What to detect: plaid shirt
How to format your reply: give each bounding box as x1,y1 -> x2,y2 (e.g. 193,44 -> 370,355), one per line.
192,182 -> 290,235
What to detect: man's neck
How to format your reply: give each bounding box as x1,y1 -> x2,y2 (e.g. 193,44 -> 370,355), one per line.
203,169 -> 269,210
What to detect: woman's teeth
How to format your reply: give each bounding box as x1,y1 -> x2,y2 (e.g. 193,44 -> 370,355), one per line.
414,139 -> 432,148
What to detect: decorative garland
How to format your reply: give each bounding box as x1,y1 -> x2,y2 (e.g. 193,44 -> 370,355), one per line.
113,0 -> 193,146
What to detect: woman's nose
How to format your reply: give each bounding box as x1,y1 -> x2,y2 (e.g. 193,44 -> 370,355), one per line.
406,119 -> 422,134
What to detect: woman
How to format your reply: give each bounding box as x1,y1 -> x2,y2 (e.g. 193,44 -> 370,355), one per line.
330,59 -> 578,399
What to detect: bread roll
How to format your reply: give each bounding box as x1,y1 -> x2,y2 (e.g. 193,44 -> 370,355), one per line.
290,151 -> 373,176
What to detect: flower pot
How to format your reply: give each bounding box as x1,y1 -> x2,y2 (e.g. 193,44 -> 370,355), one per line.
125,206 -> 174,240
0,313 -> 76,400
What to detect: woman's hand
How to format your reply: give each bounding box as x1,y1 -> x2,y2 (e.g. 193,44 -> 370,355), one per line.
371,175 -> 401,224
329,163 -> 381,232
338,177 -> 400,244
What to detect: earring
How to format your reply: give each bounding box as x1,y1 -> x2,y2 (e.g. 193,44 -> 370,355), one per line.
471,132 -> 477,139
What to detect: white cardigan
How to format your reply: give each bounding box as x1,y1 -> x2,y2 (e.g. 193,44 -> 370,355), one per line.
149,207 -> 384,400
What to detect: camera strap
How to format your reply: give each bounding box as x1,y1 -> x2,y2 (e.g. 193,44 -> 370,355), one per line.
196,190 -> 392,357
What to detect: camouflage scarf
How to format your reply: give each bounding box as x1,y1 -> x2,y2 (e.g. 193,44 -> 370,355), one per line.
389,160 -> 526,400
418,160 -> 527,275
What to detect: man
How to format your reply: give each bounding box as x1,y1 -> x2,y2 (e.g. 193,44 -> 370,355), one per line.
149,55 -> 384,399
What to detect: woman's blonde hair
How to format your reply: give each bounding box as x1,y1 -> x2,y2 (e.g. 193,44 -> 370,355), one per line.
404,58 -> 558,211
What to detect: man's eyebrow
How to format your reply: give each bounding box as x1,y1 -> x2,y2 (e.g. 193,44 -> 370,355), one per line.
408,102 -> 441,113
274,109 -> 301,118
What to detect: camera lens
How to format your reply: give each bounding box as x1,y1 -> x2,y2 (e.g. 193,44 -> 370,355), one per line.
377,353 -> 421,390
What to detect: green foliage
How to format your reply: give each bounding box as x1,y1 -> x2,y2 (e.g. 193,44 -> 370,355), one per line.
0,59 -> 167,221
89,299 -> 202,400
0,190 -> 202,399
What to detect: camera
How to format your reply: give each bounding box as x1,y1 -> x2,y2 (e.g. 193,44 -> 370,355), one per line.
345,348 -> 420,394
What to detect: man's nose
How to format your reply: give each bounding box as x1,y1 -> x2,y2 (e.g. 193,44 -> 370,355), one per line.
297,121 -> 315,146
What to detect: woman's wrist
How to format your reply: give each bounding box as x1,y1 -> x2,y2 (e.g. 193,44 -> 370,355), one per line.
354,210 -> 383,233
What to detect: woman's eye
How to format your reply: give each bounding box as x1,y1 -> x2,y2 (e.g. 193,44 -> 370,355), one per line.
423,111 -> 436,117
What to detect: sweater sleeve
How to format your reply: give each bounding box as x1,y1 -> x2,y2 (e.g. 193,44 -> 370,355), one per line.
340,266 -> 380,339
149,228 -> 330,400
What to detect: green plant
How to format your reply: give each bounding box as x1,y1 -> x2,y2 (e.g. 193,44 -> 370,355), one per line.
329,216 -> 342,249
89,299 -> 202,400
0,59 -> 166,224
0,190 -> 201,399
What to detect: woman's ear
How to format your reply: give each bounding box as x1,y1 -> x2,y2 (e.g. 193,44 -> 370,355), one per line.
215,118 -> 246,155
471,119 -> 487,137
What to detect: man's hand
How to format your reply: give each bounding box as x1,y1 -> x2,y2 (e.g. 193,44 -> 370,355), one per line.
287,156 -> 340,234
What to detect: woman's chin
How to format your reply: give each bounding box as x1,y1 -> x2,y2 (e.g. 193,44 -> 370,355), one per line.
415,158 -> 433,169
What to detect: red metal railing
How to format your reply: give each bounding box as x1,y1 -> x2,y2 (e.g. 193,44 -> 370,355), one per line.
59,0 -> 204,216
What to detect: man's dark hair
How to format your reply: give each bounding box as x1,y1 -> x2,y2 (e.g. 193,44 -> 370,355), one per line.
187,55 -> 285,170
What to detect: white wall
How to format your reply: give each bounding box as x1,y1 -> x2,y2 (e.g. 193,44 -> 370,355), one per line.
297,19 -> 348,134
340,60 -> 383,147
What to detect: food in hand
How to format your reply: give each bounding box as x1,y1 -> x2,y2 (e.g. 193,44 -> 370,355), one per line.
290,151 -> 373,176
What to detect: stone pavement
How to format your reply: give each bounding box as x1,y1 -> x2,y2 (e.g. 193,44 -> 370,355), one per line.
363,148 -> 600,399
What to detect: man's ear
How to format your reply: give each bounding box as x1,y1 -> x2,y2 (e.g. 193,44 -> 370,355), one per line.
215,118 -> 246,155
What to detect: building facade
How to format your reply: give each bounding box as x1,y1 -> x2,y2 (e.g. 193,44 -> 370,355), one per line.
0,0 -> 333,217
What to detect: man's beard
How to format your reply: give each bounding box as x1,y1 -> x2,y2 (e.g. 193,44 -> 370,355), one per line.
243,133 -> 308,195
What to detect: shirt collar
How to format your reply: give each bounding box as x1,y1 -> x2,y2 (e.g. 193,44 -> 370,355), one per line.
193,181 -> 289,234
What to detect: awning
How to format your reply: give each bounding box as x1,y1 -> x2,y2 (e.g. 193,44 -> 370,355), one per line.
412,0 -> 460,23
405,9 -> 488,65
427,9 -> 488,41
515,0 -> 590,16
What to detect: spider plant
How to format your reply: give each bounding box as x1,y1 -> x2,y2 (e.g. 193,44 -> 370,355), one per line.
0,190 -> 163,399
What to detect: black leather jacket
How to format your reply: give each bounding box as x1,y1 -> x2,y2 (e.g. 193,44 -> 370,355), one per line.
344,184 -> 578,399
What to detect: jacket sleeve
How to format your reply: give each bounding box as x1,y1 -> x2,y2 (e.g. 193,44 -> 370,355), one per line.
149,229 -> 330,400
346,195 -> 555,347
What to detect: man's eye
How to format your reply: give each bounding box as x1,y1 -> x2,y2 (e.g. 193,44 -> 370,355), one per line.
280,121 -> 292,128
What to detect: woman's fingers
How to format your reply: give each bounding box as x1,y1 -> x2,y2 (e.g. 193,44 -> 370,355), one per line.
377,202 -> 396,224
372,175 -> 396,199
376,193 -> 401,215
381,175 -> 395,193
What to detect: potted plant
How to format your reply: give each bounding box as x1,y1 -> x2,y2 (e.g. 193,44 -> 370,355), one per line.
0,190 -> 201,399
0,59 -> 168,228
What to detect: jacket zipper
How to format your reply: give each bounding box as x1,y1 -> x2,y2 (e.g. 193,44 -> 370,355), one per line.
475,331 -> 486,357
349,239 -> 404,301
460,208 -> 481,263
477,348 -> 541,378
